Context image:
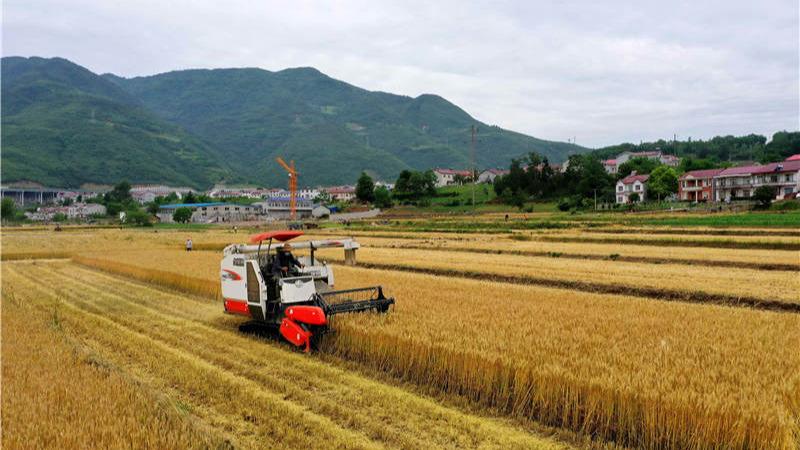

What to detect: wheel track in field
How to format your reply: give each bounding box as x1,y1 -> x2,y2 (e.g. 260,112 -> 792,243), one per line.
6,263 -> 570,450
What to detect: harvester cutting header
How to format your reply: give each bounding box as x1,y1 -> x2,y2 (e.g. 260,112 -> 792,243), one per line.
221,230 -> 394,351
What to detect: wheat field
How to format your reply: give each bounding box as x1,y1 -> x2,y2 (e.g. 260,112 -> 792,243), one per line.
3,226 -> 799,449
1,260 -> 571,450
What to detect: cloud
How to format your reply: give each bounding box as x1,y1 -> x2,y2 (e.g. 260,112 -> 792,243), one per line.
3,0 -> 798,147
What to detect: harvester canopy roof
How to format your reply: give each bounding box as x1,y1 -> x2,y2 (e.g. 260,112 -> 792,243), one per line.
249,230 -> 304,244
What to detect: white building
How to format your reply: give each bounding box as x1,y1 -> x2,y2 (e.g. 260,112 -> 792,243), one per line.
25,203 -> 107,221
477,169 -> 509,184
324,186 -> 356,202
157,202 -> 259,223
433,169 -> 472,187
615,172 -> 649,204
298,188 -> 321,200
616,150 -> 680,167
130,185 -> 193,204
253,198 -> 314,219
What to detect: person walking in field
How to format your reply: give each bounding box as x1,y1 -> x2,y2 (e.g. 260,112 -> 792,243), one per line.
186,238 -> 193,252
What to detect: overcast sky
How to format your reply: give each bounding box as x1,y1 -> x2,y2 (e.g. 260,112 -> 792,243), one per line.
3,0 -> 798,147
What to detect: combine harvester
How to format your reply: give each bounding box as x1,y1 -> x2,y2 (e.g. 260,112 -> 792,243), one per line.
220,230 -> 394,351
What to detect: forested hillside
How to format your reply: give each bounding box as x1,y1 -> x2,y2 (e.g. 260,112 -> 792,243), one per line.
593,133 -> 800,165
1,57 -> 231,188
107,67 -> 586,186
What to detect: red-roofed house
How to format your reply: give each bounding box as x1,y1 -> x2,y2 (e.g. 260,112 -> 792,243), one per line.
433,168 -> 473,187
713,164 -> 761,201
679,169 -> 723,202
751,160 -> 800,200
615,172 -> 649,204
603,159 -> 617,174
786,154 -> 800,162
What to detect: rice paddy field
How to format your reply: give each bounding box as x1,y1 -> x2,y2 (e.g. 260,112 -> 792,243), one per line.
2,218 -> 800,449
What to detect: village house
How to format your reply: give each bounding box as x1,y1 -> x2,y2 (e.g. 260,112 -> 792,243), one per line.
678,169 -> 723,202
603,151 -> 680,174
713,165 -> 759,202
615,172 -> 649,204
477,169 -> 509,184
433,168 -> 472,187
602,159 -> 618,174
750,160 -> 800,200
323,186 -> 356,202
25,202 -> 107,221
131,185 -> 192,204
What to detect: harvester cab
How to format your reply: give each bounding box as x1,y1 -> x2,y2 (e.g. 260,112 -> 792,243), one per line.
220,230 -> 394,351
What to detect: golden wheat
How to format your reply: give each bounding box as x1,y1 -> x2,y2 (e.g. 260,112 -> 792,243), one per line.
1,269 -> 225,450
1,261 -> 572,450
351,236 -> 800,267
61,247 -> 800,448
315,246 -> 800,304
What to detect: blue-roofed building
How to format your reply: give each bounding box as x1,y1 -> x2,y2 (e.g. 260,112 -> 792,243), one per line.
157,202 -> 260,223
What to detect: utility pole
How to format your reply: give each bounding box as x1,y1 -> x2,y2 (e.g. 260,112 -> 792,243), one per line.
471,125 -> 477,209
594,189 -> 597,211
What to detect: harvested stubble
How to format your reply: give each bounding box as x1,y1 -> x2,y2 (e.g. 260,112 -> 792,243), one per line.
1,268 -> 224,450
66,249 -> 800,448
315,246 -> 800,306
1,261 -> 571,450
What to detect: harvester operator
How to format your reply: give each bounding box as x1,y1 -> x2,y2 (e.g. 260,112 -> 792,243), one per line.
273,243 -> 304,277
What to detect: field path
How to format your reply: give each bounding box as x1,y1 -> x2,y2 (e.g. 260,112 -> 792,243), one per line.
1,261 -> 571,450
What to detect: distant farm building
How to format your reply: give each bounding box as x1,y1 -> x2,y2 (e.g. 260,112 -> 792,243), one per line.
324,186 -> 356,202
616,172 -> 649,203
253,198 -> 315,219
157,202 -> 259,223
477,169 -> 510,184
433,169 -> 472,187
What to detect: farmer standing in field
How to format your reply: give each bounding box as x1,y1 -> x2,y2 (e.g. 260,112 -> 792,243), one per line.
186,237 -> 193,252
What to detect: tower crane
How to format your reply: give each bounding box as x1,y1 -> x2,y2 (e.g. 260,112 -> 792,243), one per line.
275,157 -> 297,220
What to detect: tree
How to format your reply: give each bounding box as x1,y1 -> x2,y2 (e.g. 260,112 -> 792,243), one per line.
617,157 -> 661,178
183,192 -> 198,204
53,212 -> 68,222
1,198 -> 16,220
106,181 -> 132,204
679,157 -> 716,172
648,166 -> 679,200
753,186 -> 775,209
173,207 -> 193,223
356,172 -> 375,202
394,170 -> 436,200
629,192 -> 640,203
126,209 -> 151,226
373,186 -> 392,208
146,202 -> 161,215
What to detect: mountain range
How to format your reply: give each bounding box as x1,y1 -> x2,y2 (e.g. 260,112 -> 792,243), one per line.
1,56 -> 587,188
